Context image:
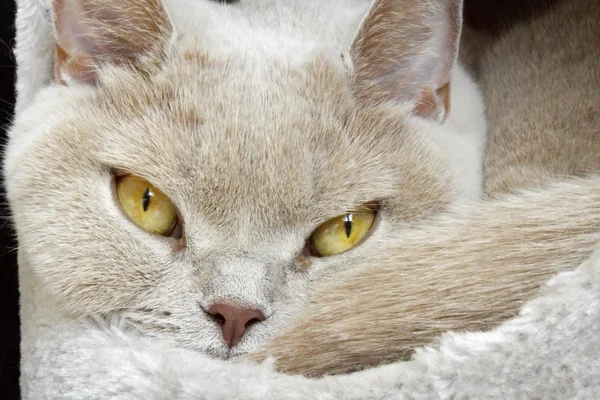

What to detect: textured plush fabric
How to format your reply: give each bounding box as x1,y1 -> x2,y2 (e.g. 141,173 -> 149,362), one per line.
14,1 -> 600,399
17,247 -> 600,399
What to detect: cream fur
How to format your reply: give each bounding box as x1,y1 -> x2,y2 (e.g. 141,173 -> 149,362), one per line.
7,0 -> 600,399
7,0 -> 485,361
250,0 -> 600,376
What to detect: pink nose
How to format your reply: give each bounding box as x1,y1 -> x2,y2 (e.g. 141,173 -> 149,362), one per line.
207,304 -> 266,348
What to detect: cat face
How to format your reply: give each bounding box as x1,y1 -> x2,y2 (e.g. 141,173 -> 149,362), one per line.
4,0 -> 483,357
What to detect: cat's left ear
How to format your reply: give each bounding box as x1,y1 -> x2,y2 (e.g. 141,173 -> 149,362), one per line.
351,0 -> 463,122
53,0 -> 173,85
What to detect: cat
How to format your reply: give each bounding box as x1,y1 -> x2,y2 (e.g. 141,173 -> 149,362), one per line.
5,0 -> 485,370
248,0 -> 600,377
8,0 -> 600,396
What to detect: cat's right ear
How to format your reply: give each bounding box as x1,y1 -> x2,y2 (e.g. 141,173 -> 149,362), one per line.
350,0 -> 463,123
53,0 -> 173,85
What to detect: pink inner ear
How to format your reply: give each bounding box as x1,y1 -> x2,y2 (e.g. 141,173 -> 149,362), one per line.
53,0 -> 100,84
54,0 -> 94,56
64,51 -> 98,85
52,0 -> 173,85
350,0 -> 462,121
413,82 -> 452,123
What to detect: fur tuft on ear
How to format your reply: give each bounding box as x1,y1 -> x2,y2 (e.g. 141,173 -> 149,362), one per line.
351,0 -> 463,122
53,0 -> 173,85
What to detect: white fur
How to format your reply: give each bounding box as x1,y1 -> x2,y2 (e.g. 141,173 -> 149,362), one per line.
164,0 -> 373,61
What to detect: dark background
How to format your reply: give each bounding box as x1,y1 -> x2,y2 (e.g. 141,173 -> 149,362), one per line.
1,0 -> 20,399
0,0 -> 561,398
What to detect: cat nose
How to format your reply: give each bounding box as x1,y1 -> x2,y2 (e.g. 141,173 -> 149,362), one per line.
206,304 -> 266,348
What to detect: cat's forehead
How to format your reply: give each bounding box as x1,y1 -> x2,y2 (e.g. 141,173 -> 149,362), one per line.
75,49 -> 414,232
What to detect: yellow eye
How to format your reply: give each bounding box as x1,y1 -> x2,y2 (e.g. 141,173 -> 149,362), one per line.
116,175 -> 179,236
309,210 -> 376,257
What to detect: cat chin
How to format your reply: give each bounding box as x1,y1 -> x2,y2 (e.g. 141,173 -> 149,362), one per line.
203,332 -> 277,359
133,323 -> 276,360
171,339 -> 267,361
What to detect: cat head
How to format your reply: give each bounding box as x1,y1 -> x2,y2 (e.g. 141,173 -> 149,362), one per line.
5,0 -> 483,357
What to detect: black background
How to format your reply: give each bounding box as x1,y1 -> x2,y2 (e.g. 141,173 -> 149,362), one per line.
0,1 -> 561,398
1,0 -> 20,399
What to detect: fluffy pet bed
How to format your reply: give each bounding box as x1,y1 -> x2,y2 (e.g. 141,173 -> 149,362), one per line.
12,0 -> 600,398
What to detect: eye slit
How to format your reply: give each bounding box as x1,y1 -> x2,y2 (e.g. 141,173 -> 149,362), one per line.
307,204 -> 378,258
115,175 -> 182,239
343,213 -> 352,238
142,188 -> 152,212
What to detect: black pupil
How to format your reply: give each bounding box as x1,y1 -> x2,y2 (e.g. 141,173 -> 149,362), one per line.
142,188 -> 152,212
343,213 -> 353,238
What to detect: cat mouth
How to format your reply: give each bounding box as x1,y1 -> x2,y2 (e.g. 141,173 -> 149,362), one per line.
226,347 -> 250,359
205,344 -> 250,360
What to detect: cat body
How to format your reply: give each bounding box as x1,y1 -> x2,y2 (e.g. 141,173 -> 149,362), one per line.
252,0 -> 600,376
481,0 -> 600,195
6,0 -> 485,371
7,0 -> 600,397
